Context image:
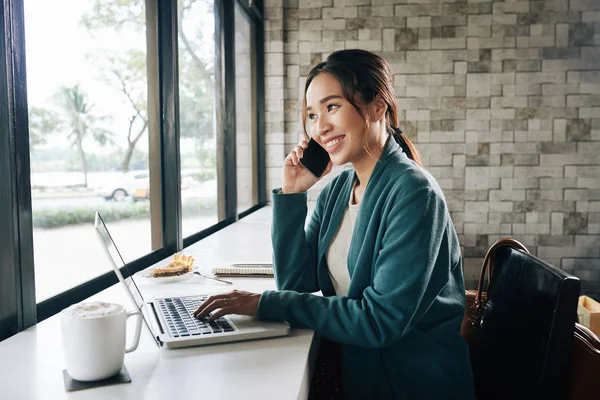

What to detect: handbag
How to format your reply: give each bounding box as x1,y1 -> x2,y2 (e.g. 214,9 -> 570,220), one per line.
461,237 -> 600,400
460,237 -> 529,365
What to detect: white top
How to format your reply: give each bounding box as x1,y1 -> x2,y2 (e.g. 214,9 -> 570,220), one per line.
326,184 -> 359,296
0,207 -> 316,400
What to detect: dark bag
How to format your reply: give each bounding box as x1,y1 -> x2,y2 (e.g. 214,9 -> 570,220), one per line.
460,237 -> 529,365
461,237 -> 600,400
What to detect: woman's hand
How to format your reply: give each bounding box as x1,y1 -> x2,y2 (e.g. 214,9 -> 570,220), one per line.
193,290 -> 261,321
282,139 -> 333,194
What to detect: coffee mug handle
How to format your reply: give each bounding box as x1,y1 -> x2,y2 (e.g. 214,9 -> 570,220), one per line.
125,310 -> 143,353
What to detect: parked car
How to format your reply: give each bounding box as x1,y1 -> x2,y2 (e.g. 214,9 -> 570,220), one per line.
95,171 -> 149,201
131,175 -> 150,201
129,172 -> 212,201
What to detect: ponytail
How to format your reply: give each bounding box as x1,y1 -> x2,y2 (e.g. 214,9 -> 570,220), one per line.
391,127 -> 423,168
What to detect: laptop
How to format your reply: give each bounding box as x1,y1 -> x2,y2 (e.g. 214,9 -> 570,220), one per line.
94,212 -> 290,349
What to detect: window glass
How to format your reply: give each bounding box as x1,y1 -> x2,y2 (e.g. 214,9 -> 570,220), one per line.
25,0 -> 153,301
234,3 -> 258,214
179,0 -> 219,239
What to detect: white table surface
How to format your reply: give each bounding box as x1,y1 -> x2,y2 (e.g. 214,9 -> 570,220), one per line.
0,207 -> 317,400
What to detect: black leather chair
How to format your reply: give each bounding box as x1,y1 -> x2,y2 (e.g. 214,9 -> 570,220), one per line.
569,323 -> 600,400
470,247 -> 580,400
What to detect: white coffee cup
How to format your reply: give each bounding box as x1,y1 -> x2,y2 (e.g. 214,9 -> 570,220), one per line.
61,301 -> 142,381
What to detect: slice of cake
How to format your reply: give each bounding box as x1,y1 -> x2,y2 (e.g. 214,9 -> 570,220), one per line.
152,254 -> 195,278
173,254 -> 194,272
152,263 -> 189,277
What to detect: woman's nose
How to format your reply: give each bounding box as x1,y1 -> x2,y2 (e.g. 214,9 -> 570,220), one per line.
316,116 -> 332,136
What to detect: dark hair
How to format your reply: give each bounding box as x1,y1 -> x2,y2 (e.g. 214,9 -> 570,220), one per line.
302,49 -> 423,167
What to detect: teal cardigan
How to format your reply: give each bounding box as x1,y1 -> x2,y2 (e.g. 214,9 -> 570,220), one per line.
257,138 -> 475,399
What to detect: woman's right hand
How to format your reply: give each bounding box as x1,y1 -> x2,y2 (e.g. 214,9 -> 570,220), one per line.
281,139 -> 333,194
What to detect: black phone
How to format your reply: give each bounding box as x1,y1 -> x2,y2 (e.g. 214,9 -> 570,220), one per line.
299,139 -> 330,178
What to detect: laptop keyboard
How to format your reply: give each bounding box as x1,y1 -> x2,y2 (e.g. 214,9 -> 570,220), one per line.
157,296 -> 235,338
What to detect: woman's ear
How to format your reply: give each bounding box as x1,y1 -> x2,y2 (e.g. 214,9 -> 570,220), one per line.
368,96 -> 387,123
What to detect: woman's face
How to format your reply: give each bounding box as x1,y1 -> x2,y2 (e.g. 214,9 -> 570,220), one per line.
305,72 -> 371,166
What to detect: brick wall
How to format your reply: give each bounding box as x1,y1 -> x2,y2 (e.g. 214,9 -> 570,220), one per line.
264,0 -> 600,293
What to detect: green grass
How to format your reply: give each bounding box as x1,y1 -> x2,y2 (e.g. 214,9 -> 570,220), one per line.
33,198 -> 217,229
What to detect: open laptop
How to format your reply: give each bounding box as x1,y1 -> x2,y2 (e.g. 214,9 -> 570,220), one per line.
94,212 -> 290,349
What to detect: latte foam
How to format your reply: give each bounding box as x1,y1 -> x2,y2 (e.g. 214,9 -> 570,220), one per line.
63,301 -> 122,319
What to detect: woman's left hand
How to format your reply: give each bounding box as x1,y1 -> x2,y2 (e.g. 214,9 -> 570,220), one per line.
192,290 -> 261,321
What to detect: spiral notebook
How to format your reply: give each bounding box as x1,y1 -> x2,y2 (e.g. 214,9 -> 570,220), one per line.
212,263 -> 274,278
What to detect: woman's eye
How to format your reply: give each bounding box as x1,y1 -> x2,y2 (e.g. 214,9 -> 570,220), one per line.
327,104 -> 339,112
308,113 -> 317,120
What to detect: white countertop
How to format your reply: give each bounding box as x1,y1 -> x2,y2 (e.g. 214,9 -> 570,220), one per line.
0,207 -> 317,400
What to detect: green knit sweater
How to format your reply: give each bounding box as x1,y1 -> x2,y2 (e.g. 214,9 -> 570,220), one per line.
257,138 -> 475,399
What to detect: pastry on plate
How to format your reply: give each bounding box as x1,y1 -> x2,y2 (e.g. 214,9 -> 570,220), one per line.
152,254 -> 195,278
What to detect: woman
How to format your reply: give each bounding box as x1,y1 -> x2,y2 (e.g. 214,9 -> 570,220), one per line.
194,49 -> 475,399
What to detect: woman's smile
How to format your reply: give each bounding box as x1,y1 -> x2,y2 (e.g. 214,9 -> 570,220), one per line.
323,135 -> 345,154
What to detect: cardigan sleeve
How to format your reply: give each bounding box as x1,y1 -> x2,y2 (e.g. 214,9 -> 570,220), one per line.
270,189 -> 322,293
259,185 -> 458,348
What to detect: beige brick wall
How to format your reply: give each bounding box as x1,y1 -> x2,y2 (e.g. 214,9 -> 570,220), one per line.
264,0 -> 600,292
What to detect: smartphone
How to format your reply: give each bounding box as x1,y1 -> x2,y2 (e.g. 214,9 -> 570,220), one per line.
299,139 -> 330,178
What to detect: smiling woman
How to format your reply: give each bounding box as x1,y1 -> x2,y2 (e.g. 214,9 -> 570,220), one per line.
193,50 -> 476,400
276,50 -> 473,399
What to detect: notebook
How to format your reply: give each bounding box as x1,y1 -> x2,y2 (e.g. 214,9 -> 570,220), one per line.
94,212 -> 290,349
213,264 -> 274,278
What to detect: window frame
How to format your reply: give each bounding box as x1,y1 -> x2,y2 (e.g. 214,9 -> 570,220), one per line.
0,0 -> 266,339
0,0 -> 36,338
242,0 -> 267,213
234,0 -> 263,217
182,0 -> 266,246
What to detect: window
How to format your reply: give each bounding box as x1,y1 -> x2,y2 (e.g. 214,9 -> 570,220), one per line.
178,0 -> 220,239
234,2 -> 259,215
1,0 -> 265,341
24,0 -> 155,301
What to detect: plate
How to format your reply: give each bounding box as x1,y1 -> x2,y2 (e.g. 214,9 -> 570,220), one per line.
134,266 -> 198,284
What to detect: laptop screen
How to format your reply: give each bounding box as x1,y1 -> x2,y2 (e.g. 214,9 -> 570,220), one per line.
94,212 -> 145,311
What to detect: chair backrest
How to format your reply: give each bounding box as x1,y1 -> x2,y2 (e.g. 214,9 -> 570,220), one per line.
471,247 -> 580,400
